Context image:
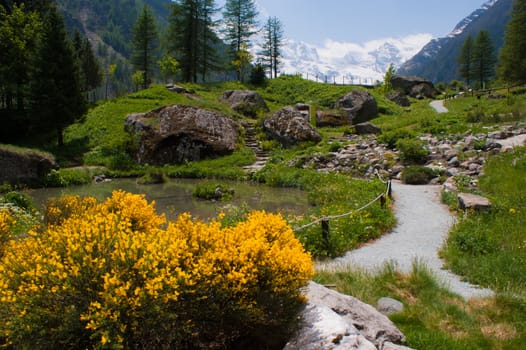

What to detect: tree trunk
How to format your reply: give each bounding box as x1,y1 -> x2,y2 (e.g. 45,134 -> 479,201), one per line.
57,126 -> 64,147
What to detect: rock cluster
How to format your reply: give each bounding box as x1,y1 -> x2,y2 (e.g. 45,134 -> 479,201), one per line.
284,282 -> 412,350
390,75 -> 437,99
336,90 -> 379,124
288,125 -> 526,183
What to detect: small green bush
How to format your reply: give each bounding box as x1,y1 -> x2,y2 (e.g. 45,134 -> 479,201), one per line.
401,166 -> 436,184
193,182 -> 234,201
396,138 -> 429,164
378,128 -> 415,148
44,169 -> 92,187
2,192 -> 34,211
137,169 -> 166,184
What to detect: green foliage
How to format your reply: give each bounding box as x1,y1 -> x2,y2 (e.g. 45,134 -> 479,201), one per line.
30,6 -> 87,147
457,35 -> 474,86
157,53 -> 180,83
260,16 -> 284,79
136,169 -> 166,184
2,191 -> 34,211
131,4 -> 159,89
253,164 -> 395,257
383,63 -> 395,95
498,0 -> 526,85
44,168 -> 92,187
401,166 -> 436,185
443,147 -> 526,296
193,182 -> 234,201
378,128 -> 415,148
471,30 -> 497,89
396,138 -> 429,164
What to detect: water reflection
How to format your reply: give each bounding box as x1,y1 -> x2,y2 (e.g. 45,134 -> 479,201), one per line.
28,178 -> 309,221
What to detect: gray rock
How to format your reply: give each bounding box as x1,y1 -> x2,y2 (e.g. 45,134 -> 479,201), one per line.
287,282 -> 407,349
316,110 -> 349,127
442,177 -> 458,192
390,75 -> 437,98
355,122 -> 382,135
219,90 -> 269,117
377,297 -> 404,316
0,147 -> 57,185
125,105 -> 239,165
166,84 -> 191,94
263,107 -> 322,147
457,193 -> 492,211
336,90 -> 379,124
386,92 -> 410,107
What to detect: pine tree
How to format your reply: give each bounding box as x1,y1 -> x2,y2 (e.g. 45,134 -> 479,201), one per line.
471,30 -> 496,89
260,16 -> 283,79
30,6 -> 86,147
457,35 -> 474,87
168,0 -> 218,83
498,0 -> 526,85
0,3 -> 42,112
131,4 -> 158,89
222,0 -> 258,80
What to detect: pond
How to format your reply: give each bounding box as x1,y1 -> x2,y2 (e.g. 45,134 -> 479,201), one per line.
27,178 -> 310,221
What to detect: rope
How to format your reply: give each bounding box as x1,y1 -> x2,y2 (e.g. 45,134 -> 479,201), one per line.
292,180 -> 391,232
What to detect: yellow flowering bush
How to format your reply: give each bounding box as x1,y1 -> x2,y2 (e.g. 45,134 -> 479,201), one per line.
0,191 -> 313,349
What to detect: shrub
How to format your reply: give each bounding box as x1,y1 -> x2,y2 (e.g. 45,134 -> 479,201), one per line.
396,138 -> 429,164
0,191 -> 313,349
401,166 -> 436,184
377,128 -> 415,148
44,168 -> 92,187
136,169 -> 166,184
192,182 -> 234,201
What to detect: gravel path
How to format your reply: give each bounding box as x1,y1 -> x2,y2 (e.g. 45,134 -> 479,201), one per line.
430,100 -> 449,113
317,181 -> 494,299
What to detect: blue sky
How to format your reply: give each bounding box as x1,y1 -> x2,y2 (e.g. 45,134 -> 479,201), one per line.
217,0 -> 485,45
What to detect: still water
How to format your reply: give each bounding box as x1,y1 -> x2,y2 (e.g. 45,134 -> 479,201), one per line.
27,178 -> 309,221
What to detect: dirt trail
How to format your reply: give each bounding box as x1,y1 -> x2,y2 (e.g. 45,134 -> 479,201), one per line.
430,100 -> 449,113
317,181 -> 494,299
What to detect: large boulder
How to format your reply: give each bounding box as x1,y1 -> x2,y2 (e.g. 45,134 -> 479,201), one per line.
336,90 -> 378,124
390,75 -> 437,99
263,107 -> 322,147
284,282 -> 410,350
0,146 -> 57,185
386,91 -> 410,107
125,105 -> 239,165
220,89 -> 269,117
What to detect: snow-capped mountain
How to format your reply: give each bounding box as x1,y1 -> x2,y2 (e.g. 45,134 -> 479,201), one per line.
277,35 -> 432,85
398,0 -> 511,83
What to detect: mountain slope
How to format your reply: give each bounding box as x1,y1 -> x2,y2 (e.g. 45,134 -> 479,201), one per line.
398,0 -> 512,83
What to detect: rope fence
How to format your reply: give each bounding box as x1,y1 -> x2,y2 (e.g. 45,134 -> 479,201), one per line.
293,175 -> 392,248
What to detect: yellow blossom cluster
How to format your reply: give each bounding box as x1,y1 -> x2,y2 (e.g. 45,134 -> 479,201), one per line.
0,190 -> 313,349
0,209 -> 15,255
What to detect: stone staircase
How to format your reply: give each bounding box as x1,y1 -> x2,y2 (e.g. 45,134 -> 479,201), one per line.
241,121 -> 270,175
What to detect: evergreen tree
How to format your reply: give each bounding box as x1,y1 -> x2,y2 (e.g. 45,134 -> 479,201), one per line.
383,63 -> 395,95
260,16 -> 283,79
168,0 -> 218,83
30,6 -> 86,147
131,4 -> 159,89
0,3 -> 42,112
222,0 -> 258,80
457,35 -> 474,87
498,0 -> 526,85
471,30 -> 496,89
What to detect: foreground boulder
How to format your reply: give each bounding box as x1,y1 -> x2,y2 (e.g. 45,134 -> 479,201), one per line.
316,110 -> 349,127
284,282 -> 411,350
220,89 -> 269,117
336,90 -> 378,124
125,105 -> 239,165
0,146 -> 57,185
386,91 -> 410,107
457,193 -> 492,211
263,107 -> 322,147
390,75 -> 437,99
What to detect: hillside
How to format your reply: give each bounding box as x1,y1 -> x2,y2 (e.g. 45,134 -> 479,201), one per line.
398,0 -> 512,83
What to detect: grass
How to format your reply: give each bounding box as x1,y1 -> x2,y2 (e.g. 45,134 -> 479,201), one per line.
442,147 -> 526,297
316,262 -> 526,349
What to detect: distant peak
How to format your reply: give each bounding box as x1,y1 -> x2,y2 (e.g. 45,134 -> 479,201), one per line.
447,0 -> 501,38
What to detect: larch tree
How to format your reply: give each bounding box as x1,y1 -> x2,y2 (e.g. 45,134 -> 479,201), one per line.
498,0 -> 526,85
222,0 -> 258,80
131,4 -> 159,90
30,6 -> 86,147
457,35 -> 474,87
471,30 -> 496,89
260,16 -> 283,79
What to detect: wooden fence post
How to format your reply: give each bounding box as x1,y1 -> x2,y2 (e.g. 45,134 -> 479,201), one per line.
321,219 -> 330,248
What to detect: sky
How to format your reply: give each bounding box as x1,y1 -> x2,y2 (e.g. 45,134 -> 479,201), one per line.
217,0 -> 486,45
